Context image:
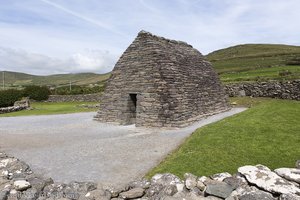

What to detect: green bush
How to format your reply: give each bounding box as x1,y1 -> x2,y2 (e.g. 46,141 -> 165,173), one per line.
0,89 -> 24,108
23,85 -> 51,101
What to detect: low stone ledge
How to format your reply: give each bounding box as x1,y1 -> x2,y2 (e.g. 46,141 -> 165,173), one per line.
1,152 -> 299,200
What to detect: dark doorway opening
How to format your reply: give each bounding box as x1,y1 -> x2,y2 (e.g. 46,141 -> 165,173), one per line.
128,94 -> 137,124
130,94 -> 137,110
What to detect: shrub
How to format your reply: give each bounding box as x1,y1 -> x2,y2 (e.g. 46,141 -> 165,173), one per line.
0,89 -> 24,108
279,70 -> 292,77
23,85 -> 51,101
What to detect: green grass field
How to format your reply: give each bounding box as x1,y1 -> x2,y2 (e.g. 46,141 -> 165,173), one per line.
147,97 -> 300,178
207,44 -> 300,61
0,102 -> 98,117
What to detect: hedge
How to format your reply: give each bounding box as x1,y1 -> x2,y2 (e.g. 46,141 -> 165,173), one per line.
0,89 -> 23,108
23,85 -> 51,101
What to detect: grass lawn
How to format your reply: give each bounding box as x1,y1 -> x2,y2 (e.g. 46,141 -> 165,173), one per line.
146,97 -> 300,178
0,102 -> 99,117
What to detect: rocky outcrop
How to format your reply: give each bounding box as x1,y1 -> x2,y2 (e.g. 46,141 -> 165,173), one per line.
46,94 -> 102,102
14,98 -> 30,108
1,152 -> 299,200
225,80 -> 300,100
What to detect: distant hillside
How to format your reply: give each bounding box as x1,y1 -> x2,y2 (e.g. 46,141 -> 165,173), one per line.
0,71 -> 110,88
206,44 -> 300,83
1,44 -> 300,87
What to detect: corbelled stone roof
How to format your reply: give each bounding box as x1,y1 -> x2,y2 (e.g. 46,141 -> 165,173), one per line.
137,30 -> 193,48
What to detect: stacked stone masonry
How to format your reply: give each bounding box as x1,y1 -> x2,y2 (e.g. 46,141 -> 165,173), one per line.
1,152 -> 299,200
0,106 -> 27,114
94,31 -> 229,127
225,80 -> 300,100
0,98 -> 30,114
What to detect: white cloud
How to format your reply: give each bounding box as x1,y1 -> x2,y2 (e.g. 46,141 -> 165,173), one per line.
1,0 -> 300,74
70,50 -> 117,72
0,47 -> 117,75
0,22 -> 125,58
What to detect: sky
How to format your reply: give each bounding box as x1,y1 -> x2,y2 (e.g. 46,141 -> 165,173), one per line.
0,0 -> 300,75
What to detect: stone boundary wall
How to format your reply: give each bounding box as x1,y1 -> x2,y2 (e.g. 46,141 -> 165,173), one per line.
47,80 -> 300,102
225,80 -> 300,100
46,80 -> 300,103
46,93 -> 102,102
0,105 -> 27,114
1,151 -> 299,200
0,99 -> 30,114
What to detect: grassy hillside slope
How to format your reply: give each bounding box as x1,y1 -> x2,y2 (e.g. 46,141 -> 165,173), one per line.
2,44 -> 300,87
206,44 -> 300,83
0,71 -> 110,88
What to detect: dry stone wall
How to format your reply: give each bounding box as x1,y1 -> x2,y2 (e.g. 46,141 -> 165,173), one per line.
0,99 -> 30,114
0,106 -> 27,114
1,152 -> 299,200
225,80 -> 300,100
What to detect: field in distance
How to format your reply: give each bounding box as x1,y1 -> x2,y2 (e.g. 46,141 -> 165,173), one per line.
0,71 -> 110,89
206,44 -> 300,83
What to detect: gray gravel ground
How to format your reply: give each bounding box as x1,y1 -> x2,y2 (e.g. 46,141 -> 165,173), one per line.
0,108 -> 246,186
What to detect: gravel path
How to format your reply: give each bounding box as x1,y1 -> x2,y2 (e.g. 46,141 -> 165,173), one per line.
0,108 -> 246,186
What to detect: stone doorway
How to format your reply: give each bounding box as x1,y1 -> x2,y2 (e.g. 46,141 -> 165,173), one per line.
128,94 -> 137,124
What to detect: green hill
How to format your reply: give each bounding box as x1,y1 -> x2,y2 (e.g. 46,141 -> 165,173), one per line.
1,44 -> 300,88
0,71 -> 110,89
206,44 -> 300,83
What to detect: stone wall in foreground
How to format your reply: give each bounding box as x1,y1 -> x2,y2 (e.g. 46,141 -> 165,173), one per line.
225,80 -> 300,100
46,93 -> 102,102
1,152 -> 299,200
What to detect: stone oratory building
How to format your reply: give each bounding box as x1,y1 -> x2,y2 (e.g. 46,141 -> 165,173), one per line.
94,31 -> 229,127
